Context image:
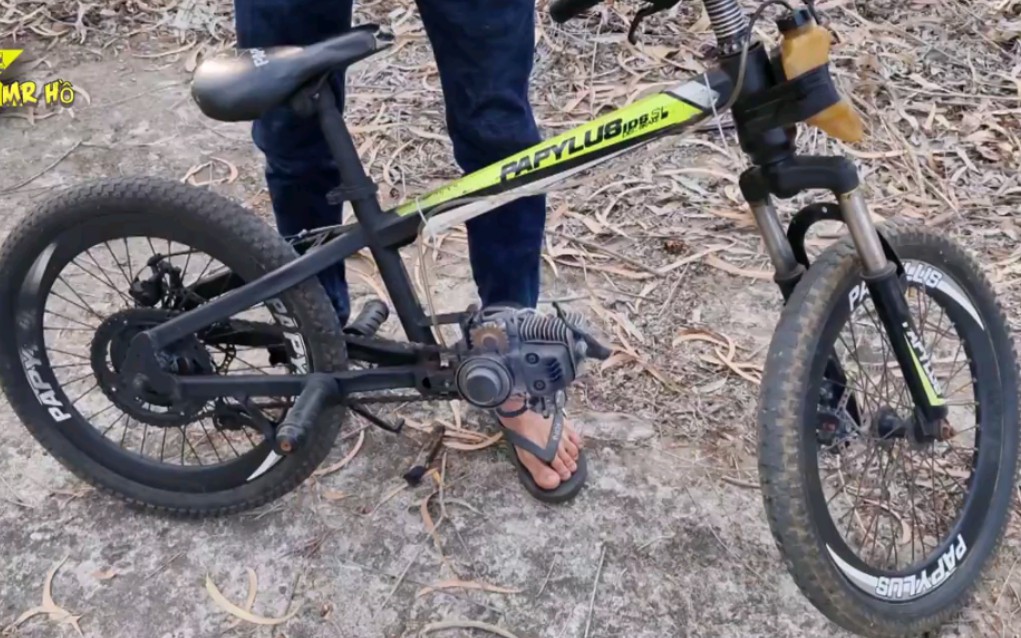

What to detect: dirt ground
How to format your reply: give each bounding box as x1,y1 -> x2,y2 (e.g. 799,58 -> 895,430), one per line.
2,1 -> 1021,637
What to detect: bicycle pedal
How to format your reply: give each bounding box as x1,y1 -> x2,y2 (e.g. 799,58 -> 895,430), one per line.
344,298 -> 390,337
275,374 -> 336,454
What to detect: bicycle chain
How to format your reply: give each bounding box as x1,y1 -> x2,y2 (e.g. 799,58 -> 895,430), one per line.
198,322 -> 460,406
348,393 -> 437,404
342,332 -> 453,357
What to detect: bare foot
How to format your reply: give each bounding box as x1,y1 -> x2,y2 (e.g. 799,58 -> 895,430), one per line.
497,396 -> 583,490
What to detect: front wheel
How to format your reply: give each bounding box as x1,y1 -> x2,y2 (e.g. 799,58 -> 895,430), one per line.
758,222 -> 1019,636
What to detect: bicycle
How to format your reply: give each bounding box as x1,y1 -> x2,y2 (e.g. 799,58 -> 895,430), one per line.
0,0 -> 1016,635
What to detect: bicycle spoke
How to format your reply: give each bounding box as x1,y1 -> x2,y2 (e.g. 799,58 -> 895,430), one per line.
102,412 -> 128,437
58,370 -> 97,388
44,308 -> 99,330
50,361 -> 90,370
192,254 -> 216,289
119,415 -> 133,447
83,400 -> 117,423
843,437 -> 881,540
123,237 -> 134,283
47,346 -> 90,361
902,448 -> 924,562
58,274 -> 109,317
80,250 -> 135,305
819,275 -> 982,573
103,241 -> 134,288
70,381 -> 99,407
181,248 -> 194,284
866,448 -> 896,563
159,426 -> 169,463
43,325 -> 96,334
196,419 -> 223,463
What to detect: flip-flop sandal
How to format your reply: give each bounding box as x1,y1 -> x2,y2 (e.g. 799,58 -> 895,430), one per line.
493,402 -> 587,504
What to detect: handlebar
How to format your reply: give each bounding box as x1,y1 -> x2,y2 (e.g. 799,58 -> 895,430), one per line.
549,0 -> 602,23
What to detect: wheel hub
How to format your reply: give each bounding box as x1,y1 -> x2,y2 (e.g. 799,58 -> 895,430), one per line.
874,406 -> 909,440
91,308 -> 214,427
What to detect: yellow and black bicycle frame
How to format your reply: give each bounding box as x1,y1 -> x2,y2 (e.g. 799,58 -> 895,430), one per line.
123,25 -> 948,444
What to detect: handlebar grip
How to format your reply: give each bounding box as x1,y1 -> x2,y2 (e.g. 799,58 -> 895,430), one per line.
549,0 -> 602,23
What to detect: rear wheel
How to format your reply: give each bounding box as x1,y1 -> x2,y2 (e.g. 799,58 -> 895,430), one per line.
758,223 -> 1019,636
0,177 -> 348,517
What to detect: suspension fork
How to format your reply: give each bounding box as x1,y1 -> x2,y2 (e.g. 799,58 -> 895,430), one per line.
838,189 -> 948,436
745,176 -> 948,439
701,0 -> 946,437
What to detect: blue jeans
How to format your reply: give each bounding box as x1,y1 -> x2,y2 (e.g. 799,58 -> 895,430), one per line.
235,0 -> 546,325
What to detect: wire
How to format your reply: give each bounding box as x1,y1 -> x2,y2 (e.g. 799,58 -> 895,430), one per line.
717,0 -> 813,115
412,201 -> 448,347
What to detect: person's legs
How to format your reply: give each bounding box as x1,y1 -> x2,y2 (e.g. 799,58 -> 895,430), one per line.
234,0 -> 353,324
416,0 -> 582,492
415,0 -> 545,309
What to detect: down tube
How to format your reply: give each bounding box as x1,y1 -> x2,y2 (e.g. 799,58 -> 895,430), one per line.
392,73 -> 731,220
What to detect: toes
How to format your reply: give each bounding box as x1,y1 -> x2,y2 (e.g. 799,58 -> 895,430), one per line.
563,436 -> 580,461
558,445 -> 578,473
551,455 -> 572,481
566,426 -> 583,448
519,450 -> 562,490
533,464 -> 562,490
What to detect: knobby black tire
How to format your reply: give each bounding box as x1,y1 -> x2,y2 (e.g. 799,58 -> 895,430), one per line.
758,221 -> 1020,637
0,177 -> 348,518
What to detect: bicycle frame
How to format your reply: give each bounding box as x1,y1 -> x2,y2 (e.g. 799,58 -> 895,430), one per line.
124,36 -> 950,436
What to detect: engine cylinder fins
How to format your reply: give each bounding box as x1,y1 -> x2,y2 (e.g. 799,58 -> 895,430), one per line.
517,312 -> 586,344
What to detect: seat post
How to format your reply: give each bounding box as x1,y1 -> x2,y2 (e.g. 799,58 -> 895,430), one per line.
313,82 -> 382,226
311,80 -> 437,346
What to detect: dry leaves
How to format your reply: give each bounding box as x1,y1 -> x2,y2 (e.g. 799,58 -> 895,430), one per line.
416,579 -> 523,598
7,557 -> 84,637
404,418 -> 504,452
420,490 -> 442,552
368,481 -> 409,515
703,254 -> 773,281
91,568 -> 119,582
181,157 -> 239,187
421,620 -> 521,638
205,571 -> 300,627
313,429 -> 365,477
673,328 -> 763,385
320,487 -> 349,502
223,568 -> 258,631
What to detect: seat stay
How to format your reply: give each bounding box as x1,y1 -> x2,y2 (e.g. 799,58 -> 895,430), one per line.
190,24 -> 392,122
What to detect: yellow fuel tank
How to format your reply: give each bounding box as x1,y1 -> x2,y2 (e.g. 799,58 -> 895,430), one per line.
779,12 -> 864,143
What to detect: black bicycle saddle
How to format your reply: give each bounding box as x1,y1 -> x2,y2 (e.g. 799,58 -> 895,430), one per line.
191,24 -> 391,122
